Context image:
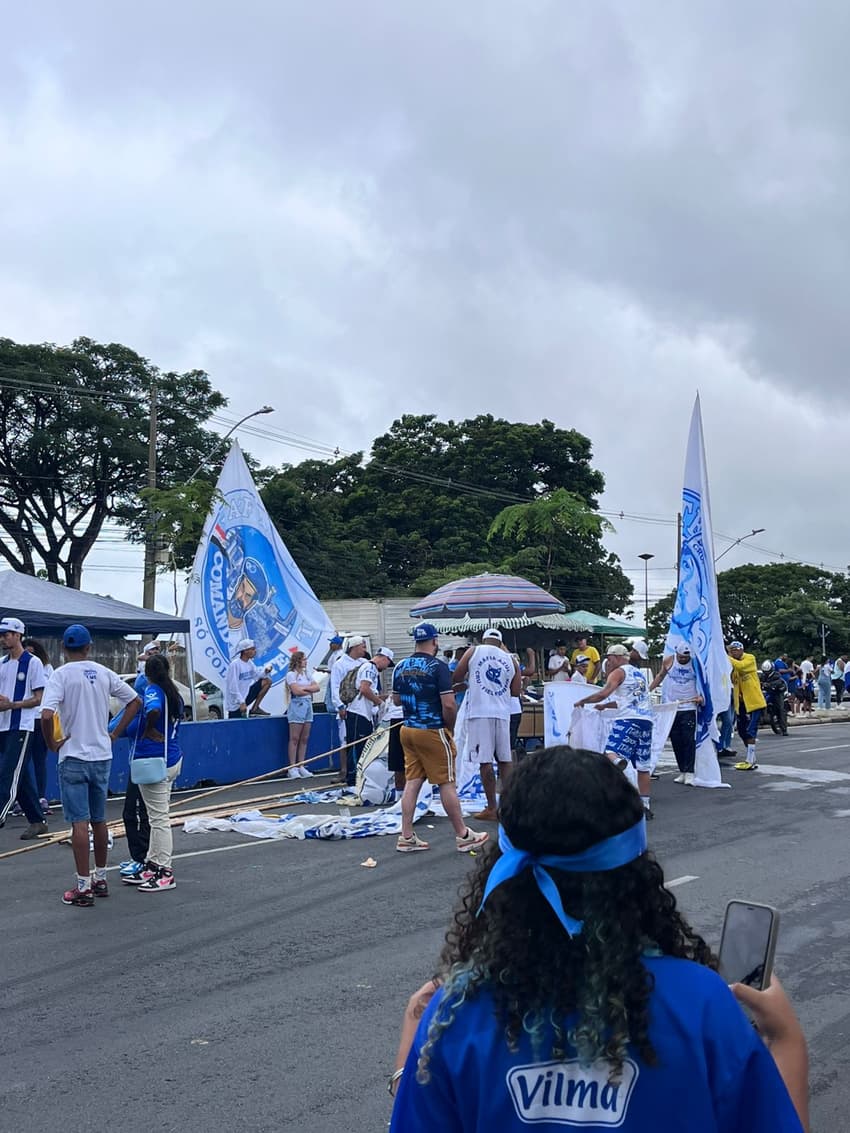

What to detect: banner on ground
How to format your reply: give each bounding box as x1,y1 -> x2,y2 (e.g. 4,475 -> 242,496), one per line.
665,395 -> 731,788
183,442 -> 335,712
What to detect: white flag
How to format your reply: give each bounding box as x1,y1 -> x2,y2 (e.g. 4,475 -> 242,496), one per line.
183,442 -> 335,712
665,396 -> 731,788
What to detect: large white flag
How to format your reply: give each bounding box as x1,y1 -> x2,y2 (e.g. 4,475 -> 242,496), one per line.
665,396 -> 731,788
183,442 -> 335,712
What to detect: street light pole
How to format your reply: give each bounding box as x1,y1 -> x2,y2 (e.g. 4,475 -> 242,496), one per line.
714,527 -> 766,565
185,405 -> 275,485
638,553 -> 654,617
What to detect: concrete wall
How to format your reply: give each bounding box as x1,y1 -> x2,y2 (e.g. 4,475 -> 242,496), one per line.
321,597 -> 468,658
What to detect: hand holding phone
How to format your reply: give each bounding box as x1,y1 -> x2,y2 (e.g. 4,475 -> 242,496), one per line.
718,900 -> 779,990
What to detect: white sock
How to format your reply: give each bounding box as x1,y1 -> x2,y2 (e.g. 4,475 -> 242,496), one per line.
640,796 -> 651,811
747,746 -> 756,764
77,874 -> 90,892
94,866 -> 107,881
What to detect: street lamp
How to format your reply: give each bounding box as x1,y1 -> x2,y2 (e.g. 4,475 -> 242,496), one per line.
714,527 -> 765,565
638,553 -> 654,616
185,405 -> 275,484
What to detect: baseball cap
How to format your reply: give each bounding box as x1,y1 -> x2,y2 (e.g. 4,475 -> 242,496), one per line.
346,635 -> 366,649
0,616 -> 26,635
412,622 -> 439,642
142,641 -> 160,654
63,624 -> 92,649
483,629 -> 503,642
629,639 -> 649,660
575,654 -> 590,665
673,640 -> 691,656
236,637 -> 255,653
729,640 -> 744,650
606,644 -> 629,657
328,634 -> 345,645
376,646 -> 395,664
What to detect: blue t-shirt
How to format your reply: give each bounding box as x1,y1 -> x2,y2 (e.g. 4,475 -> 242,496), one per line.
133,684 -> 182,767
390,957 -> 803,1133
393,655 -> 453,730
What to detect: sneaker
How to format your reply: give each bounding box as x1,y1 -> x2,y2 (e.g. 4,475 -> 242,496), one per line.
471,808 -> 498,822
297,766 -> 313,777
249,707 -> 271,717
20,821 -> 48,840
122,862 -> 158,886
734,761 -> 758,771
91,878 -> 109,898
40,798 -> 51,815
62,887 -> 94,907
10,802 -> 23,817
672,773 -> 686,784
286,767 -> 301,779
456,827 -> 489,852
683,772 -> 695,786
396,833 -> 430,853
137,867 -> 176,892
120,861 -> 147,879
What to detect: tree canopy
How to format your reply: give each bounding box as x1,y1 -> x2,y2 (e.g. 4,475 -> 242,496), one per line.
646,562 -> 850,658
260,414 -> 632,610
0,336 -> 227,587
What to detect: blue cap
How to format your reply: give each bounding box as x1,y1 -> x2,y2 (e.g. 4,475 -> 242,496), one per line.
328,634 -> 344,645
413,622 -> 439,642
63,624 -> 92,649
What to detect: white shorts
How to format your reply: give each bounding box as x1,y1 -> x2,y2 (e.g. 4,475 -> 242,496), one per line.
467,716 -> 512,763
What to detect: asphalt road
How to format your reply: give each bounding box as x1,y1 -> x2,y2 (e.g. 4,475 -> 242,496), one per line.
4,723 -> 850,1132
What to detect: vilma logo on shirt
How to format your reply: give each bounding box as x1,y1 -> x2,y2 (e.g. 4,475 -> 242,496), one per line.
506,1059 -> 638,1126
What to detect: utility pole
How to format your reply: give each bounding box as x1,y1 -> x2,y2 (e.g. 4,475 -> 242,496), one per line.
142,378 -> 158,610
822,623 -> 829,656
639,553 -> 654,620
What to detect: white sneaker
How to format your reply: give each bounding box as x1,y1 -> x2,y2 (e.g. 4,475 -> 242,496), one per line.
673,773 -> 686,784
286,767 -> 300,779
683,772 -> 695,785
298,766 -> 313,777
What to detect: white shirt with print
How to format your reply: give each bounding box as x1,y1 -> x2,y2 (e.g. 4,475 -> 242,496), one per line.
41,661 -> 138,761
464,645 -> 515,721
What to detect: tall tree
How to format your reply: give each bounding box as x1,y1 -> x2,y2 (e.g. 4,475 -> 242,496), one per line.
758,596 -> 850,659
0,337 -> 227,587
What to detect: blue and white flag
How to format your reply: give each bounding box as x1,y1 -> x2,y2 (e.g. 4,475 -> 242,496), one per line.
183,442 -> 335,713
665,396 -> 731,788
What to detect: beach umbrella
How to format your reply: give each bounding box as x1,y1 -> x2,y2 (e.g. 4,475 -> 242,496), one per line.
409,573 -> 565,621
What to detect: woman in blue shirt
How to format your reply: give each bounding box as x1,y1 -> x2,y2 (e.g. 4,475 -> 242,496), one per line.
389,746 -> 808,1132
122,654 -> 183,893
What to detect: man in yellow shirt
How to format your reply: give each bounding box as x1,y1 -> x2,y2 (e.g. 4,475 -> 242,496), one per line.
570,636 -> 600,683
728,641 -> 766,771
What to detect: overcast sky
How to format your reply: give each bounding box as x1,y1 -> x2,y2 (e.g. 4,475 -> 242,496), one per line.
3,1 -> 849,619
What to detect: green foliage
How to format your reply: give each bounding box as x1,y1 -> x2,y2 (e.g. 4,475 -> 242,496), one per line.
646,562 -> 850,657
261,414 -> 632,608
0,336 -> 228,587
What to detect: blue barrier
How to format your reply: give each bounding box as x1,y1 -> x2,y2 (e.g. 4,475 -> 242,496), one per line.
44,713 -> 340,799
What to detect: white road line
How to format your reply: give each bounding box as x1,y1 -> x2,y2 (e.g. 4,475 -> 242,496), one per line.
666,875 -> 699,889
107,838 -> 280,872
798,744 -> 850,753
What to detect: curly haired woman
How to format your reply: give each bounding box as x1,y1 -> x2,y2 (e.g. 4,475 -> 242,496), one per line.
389,746 -> 808,1132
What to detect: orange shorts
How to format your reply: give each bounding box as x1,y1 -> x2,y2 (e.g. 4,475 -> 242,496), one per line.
400,726 -> 457,786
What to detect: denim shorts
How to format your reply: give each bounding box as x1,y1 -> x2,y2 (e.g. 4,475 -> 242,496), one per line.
287,697 -> 314,725
59,757 -> 111,823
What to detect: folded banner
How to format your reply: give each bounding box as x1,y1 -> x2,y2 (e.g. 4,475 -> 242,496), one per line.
665,396 -> 731,789
183,441 -> 335,713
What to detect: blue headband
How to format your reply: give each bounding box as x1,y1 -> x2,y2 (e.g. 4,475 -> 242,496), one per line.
477,817 -> 647,937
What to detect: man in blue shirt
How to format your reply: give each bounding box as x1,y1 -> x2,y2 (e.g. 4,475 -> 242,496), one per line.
393,623 -> 487,855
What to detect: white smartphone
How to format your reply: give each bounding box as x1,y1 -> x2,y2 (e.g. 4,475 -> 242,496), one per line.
717,900 -> 780,990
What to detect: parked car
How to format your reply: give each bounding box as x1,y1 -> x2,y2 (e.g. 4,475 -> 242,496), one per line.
110,674 -> 209,721
195,679 -> 224,719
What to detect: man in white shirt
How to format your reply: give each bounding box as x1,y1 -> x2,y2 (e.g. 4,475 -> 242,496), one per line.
136,640 -> 161,675
649,641 -> 704,785
547,642 -> 571,682
343,647 -> 394,787
322,634 -> 345,715
224,638 -> 272,718
330,636 -> 367,777
41,624 -> 140,908
0,615 -> 48,838
452,629 -> 522,822
571,654 -> 592,685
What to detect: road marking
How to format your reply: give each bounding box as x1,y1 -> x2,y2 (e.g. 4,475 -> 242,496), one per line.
798,744 -> 850,753
107,838 -> 281,872
756,764 -> 850,783
666,875 -> 698,889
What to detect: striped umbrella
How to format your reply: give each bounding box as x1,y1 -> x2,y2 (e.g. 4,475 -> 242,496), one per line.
409,573 -> 565,620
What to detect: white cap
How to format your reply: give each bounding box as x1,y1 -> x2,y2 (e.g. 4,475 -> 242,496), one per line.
0,616 -> 26,635
629,639 -> 649,660
346,635 -> 366,649
376,646 -> 395,663
141,641 -> 160,655
483,628 -> 503,642
606,644 -> 629,657
236,637 -> 255,653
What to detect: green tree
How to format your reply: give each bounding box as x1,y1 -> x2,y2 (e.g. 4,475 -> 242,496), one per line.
0,336 -> 227,587
646,562 -> 850,656
758,596 -> 850,659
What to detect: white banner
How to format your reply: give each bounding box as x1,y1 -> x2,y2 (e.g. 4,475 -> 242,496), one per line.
665,396 -> 731,788
183,442 -> 335,713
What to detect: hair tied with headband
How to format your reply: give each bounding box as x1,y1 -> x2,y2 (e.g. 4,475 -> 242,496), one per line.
477,817 -> 648,937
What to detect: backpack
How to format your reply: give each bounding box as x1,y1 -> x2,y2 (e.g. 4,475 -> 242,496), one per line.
339,665 -> 363,705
